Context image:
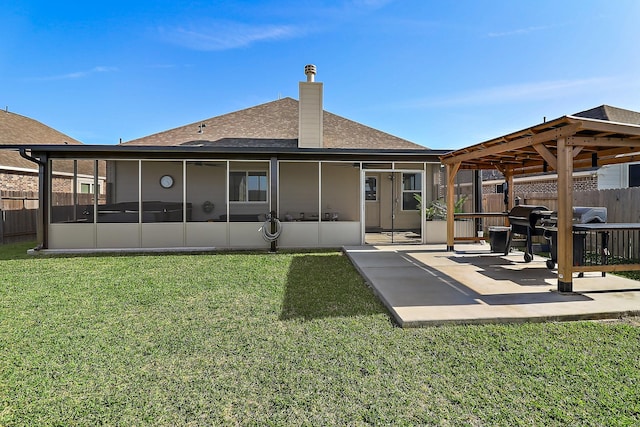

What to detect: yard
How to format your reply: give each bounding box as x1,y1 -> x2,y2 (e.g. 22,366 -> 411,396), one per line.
1,242 -> 639,426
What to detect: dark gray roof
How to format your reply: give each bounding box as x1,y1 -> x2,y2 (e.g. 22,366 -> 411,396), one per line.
181,138 -> 298,148
573,105 -> 640,125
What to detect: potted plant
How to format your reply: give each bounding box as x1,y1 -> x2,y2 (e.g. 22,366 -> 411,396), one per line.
415,195 -> 469,243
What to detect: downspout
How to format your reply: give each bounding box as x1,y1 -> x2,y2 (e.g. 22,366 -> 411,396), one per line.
19,148 -> 48,250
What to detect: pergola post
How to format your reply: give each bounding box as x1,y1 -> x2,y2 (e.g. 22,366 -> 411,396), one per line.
556,137 -> 574,292
503,167 -> 514,226
446,162 -> 460,251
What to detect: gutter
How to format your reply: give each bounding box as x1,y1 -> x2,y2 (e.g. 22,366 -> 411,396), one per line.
19,148 -> 45,166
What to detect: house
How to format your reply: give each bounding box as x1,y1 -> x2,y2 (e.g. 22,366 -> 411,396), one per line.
12,65 -> 451,251
0,109 -> 88,198
0,110 -> 109,242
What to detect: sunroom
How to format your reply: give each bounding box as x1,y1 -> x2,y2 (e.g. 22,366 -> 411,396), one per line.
27,146 -> 450,251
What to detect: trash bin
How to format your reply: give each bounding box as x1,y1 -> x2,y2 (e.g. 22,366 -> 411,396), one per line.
489,226 -> 510,253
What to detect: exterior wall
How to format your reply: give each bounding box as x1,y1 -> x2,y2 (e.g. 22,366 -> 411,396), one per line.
597,163 -> 640,189
0,170 -> 72,194
0,170 -> 39,192
279,162 -> 319,219
483,173 -> 599,195
321,162 -> 359,221
186,161 -> 226,222
112,160 -> 139,203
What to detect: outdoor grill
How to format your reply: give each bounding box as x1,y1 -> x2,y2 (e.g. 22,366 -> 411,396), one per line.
506,205 -> 551,262
548,206 -> 608,225
545,206 -> 608,271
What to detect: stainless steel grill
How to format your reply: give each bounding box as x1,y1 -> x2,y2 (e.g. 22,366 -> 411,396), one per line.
545,206 -> 608,271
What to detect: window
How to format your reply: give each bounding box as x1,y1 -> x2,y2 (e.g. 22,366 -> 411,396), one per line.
79,181 -> 100,194
630,164 -> 640,188
402,173 -> 421,210
365,177 -> 377,201
230,171 -> 268,202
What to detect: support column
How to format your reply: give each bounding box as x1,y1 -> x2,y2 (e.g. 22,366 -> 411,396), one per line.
556,138 -> 574,292
269,157 -> 279,252
38,154 -> 49,249
503,167 -> 514,226
473,170 -> 483,238
446,162 -> 460,251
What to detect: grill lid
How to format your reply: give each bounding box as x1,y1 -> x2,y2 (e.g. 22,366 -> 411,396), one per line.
508,205 -> 551,229
573,206 -> 607,223
549,207 -> 607,224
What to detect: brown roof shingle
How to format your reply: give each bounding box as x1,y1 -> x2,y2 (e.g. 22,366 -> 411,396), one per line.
0,110 -> 83,171
123,97 -> 426,150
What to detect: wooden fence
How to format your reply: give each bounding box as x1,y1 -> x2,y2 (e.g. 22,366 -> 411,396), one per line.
482,188 -> 640,223
0,191 -> 39,244
480,187 -> 640,252
0,191 -> 97,244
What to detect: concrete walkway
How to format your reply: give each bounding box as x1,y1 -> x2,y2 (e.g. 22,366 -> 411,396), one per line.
344,244 -> 640,327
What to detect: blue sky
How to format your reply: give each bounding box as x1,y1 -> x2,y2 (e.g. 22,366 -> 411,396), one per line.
2,0 -> 639,149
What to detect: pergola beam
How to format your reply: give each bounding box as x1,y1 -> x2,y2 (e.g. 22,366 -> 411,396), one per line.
567,136 -> 640,148
533,143 -> 558,171
441,123 -> 581,165
567,117 -> 640,136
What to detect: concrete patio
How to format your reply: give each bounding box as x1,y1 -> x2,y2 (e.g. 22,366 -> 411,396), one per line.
344,243 -> 640,327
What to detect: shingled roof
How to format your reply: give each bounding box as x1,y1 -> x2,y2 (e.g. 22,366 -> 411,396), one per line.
572,104 -> 640,125
123,97 -> 426,150
0,110 -> 83,171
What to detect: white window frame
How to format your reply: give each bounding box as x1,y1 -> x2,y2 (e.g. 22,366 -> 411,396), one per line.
229,171 -> 268,203
401,172 -> 421,211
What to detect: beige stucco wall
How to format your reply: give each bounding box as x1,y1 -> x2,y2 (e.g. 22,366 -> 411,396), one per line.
279,162 -> 319,219
186,161 -> 226,222
320,162 -> 359,221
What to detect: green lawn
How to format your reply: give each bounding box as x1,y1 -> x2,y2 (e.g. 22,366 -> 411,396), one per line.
1,242 -> 639,426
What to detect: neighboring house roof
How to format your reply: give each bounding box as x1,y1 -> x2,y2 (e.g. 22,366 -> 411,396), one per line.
0,110 -> 84,172
572,105 -> 640,125
123,97 -> 426,150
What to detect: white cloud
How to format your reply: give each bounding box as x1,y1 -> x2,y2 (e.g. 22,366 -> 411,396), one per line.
31,66 -> 118,81
350,0 -> 394,9
488,26 -> 548,38
158,21 -> 304,51
400,77 -> 616,109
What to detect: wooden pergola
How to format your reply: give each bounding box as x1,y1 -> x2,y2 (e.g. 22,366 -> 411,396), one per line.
440,110 -> 640,292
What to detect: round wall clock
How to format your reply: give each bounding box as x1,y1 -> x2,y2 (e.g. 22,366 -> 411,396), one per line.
160,174 -> 174,188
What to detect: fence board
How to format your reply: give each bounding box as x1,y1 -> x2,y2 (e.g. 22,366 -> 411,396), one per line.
480,187 -> 640,257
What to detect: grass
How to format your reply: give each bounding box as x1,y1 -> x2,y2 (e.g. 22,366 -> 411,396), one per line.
1,242 -> 639,426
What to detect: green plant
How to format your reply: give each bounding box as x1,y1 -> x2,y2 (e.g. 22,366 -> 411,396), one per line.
415,194 -> 467,220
